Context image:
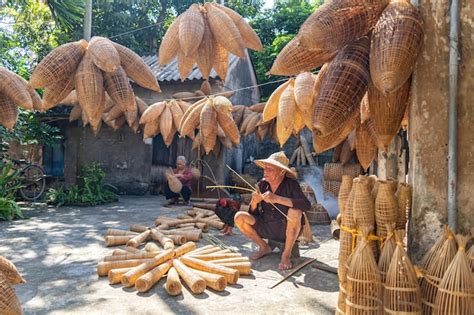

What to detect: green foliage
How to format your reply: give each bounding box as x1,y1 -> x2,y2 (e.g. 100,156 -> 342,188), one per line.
46,163 -> 117,206
0,197 -> 24,221
0,159 -> 24,221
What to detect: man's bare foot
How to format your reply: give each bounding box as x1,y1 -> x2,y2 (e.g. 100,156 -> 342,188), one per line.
278,256 -> 293,270
250,244 -> 272,260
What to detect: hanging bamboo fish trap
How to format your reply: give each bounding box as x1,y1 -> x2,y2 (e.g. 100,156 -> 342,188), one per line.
0,256 -> 25,285
323,163 -> 343,181
384,230 -> 422,314
0,68 -> 33,109
342,163 -> 362,179
374,180 -> 398,238
313,110 -> 361,153
370,0 -> 423,94
313,36 -> 370,137
339,140 -> 354,165
420,228 -> 457,315
355,121 -> 377,171
0,93 -> 19,131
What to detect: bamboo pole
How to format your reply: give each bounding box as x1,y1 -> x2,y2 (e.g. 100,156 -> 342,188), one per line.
168,234 -> 187,245
185,245 -> 215,256
135,260 -> 173,293
97,259 -> 153,277
112,248 -> 130,256
108,267 -> 132,284
196,218 -> 225,230
165,266 -> 182,296
210,257 -> 250,264
180,256 -> 239,284
172,259 -> 206,294
121,249 -> 175,287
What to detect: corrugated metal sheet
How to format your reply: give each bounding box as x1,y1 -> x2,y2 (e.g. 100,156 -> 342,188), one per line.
142,54 -> 240,82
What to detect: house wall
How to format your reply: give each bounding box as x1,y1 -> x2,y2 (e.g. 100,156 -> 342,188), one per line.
408,0 -> 473,261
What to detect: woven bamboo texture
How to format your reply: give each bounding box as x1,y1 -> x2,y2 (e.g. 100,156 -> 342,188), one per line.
345,227 -> 383,315
300,183 -> 317,204
339,140 -> 354,165
276,80 -> 296,146
294,72 -> 315,113
396,183 -> 412,230
377,224 -> 396,286
0,93 -> 19,130
24,81 -> 42,111
89,36 -> 121,73
323,163 -> 343,181
384,230 -> 421,314
342,164 -> 362,179
42,76 -> 75,110
364,118 -> 386,152
205,3 -> 245,58
420,227 -> 451,271
159,16 -> 181,65
352,179 -> 375,228
324,180 -> 341,197
29,40 -> 87,88
370,0 -> 423,94
269,36 -> 335,76
0,256 -> 25,285
420,229 -> 457,314
0,274 -> 22,315
75,53 -> 106,133
298,0 -> 388,52
0,68 -> 33,109
338,181 -> 357,286
468,244 -> 474,272
374,181 -> 398,238
195,19 -> 214,80
434,235 -> 474,315
367,80 -> 411,148
179,4 -> 204,57
355,121 -> 377,171
332,142 -> 343,163
338,175 -> 353,215
200,102 -> 217,154
313,36 -> 370,137
306,204 -> 330,225
103,67 -> 136,127
113,42 -> 160,92
213,42 -> 228,81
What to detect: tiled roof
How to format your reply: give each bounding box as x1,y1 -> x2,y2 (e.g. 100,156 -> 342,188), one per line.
141,54 -> 240,82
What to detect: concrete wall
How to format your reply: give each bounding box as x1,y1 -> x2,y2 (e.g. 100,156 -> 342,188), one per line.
408,0 -> 473,261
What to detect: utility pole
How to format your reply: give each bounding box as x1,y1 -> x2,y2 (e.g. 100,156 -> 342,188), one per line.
83,0 -> 92,40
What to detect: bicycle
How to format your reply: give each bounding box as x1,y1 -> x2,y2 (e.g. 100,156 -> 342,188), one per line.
12,159 -> 46,201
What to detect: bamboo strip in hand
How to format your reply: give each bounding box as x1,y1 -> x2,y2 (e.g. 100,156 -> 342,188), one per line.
165,266 -> 182,296
135,260 -> 173,293
121,249 -> 174,287
180,256 -> 239,284
97,259 -> 153,276
108,267 -> 132,284
172,259 -> 206,294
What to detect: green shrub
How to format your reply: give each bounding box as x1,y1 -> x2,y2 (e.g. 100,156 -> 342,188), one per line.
0,159 -> 24,220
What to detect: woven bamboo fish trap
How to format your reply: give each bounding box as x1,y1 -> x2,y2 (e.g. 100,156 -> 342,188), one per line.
342,163 -> 362,179
0,68 -> 33,110
298,0 -> 389,53
313,36 -> 370,137
370,0 -> 423,94
395,183 -> 412,230
75,53 -> 106,133
89,36 -> 121,73
217,112 -> 240,146
0,274 -> 22,315
29,39 -> 87,88
103,67 -> 137,126
313,109 -> 360,153
374,180 -> 398,238
338,175 -> 353,214
113,42 -> 160,92
355,121 -> 377,171
468,243 -> 474,272
294,72 -> 315,113
0,93 -> 19,130
360,93 -> 370,123
333,142 -> 343,163
323,163 -> 343,181
352,179 -> 375,228
339,140 -> 354,165
269,36 -> 335,76
434,235 -> 474,315
200,102 -> 217,154
179,4 -> 205,58
213,42 -> 228,81
306,204 -> 330,225
167,172 -> 183,194
159,16 -> 181,65
195,18 -> 214,80
367,80 -> 410,148
300,183 -> 317,204
377,223 -> 396,286
420,229 -> 457,315
23,80 -> 42,111
42,76 -> 75,110
420,227 -> 451,272
384,230 -> 422,314
0,256 -> 25,285
276,80 -> 296,146
205,3 -> 245,58
160,106 -> 173,142
338,180 -> 357,285
345,226 -> 383,315
363,118 -> 386,152
324,180 -> 341,197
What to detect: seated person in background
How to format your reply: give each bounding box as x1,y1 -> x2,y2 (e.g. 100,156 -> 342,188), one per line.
164,156 -> 193,206
234,151 -> 311,270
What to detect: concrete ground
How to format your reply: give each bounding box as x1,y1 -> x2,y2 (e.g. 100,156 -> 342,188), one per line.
0,196 -> 339,315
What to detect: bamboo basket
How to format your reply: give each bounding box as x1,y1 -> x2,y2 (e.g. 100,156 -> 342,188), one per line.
342,164 -> 362,179
200,102 -> 218,154
370,0 -> 423,94
294,72 -> 315,113
300,183 -> 316,204
313,110 -> 360,153
298,0 -> 388,52
42,76 -> 75,110
420,227 -> 451,271
29,39 -> 87,88
108,267 -> 132,285
89,36 -> 120,73
195,18 -> 214,80
269,36 -> 335,76
374,180 -> 398,238
345,227 -> 383,314
339,140 -> 354,165
276,80 -> 296,146
0,274 -> 22,315
217,111 -> 240,145
323,163 -> 343,181
306,204 -> 330,225
0,93 -> 19,130
113,42 -> 160,92
179,4 -> 204,57
103,67 -> 137,126
0,68 -> 33,109
0,256 -> 25,285
352,179 -> 375,228
367,80 -> 410,148
313,36 -> 370,137
420,229 -> 457,314
396,183 -> 412,230
323,180 -> 341,197
159,16 -> 181,65
338,182 -> 357,285
338,175 -> 353,215
377,224 -> 396,286
384,230 -> 421,314
213,42 -> 228,81
434,235 -> 474,315
355,121 -> 377,171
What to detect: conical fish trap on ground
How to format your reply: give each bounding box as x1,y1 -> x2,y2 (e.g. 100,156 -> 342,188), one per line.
374,180 -> 398,238
377,224 -> 396,286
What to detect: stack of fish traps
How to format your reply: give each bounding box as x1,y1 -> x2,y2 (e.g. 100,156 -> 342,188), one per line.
0,256 -> 25,315
322,163 -> 362,197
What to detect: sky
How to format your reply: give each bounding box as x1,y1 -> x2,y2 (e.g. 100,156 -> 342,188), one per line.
264,0 -> 274,9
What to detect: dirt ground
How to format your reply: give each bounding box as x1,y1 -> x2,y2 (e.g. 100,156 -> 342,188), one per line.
0,196 -> 339,315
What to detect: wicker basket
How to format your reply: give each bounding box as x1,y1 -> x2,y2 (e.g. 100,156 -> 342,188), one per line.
179,4 -> 205,57
0,256 -> 25,285
0,274 -> 22,315
342,164 -> 362,179
323,163 -> 343,181
355,121 -> 377,171
42,76 -> 75,110
300,183 -> 317,204
195,19 -> 214,80
0,68 -> 33,110
374,181 -> 398,238
352,179 -> 375,228
103,67 -> 136,127
0,93 -> 19,131
159,16 -> 181,65
306,204 -> 330,225
313,36 -> 370,137
213,42 -> 228,81
370,0 -> 423,94
88,36 -> 121,73
377,223 -> 396,286
324,180 -> 341,197
313,110 -> 360,154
